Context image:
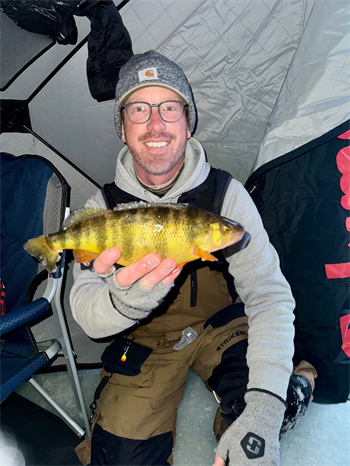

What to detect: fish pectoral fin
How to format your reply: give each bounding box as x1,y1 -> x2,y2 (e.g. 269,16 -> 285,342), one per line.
171,263 -> 185,275
73,249 -> 100,264
192,246 -> 218,262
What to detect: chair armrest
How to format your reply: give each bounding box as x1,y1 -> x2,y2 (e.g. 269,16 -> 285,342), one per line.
0,297 -> 51,336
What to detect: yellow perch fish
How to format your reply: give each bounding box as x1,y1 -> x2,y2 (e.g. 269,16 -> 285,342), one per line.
24,202 -> 245,273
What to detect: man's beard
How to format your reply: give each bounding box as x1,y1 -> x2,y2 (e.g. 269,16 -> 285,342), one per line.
128,131 -> 187,176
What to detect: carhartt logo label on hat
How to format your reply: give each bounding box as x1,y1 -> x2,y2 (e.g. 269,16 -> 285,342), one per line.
139,67 -> 158,82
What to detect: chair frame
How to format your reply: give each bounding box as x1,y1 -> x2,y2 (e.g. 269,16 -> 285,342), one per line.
37,245 -> 91,437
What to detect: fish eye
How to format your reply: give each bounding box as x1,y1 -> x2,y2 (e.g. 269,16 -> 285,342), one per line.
223,225 -> 231,232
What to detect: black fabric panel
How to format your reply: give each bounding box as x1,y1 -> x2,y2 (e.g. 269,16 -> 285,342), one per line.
207,339 -> 249,423
91,423 -> 172,465
246,123 -> 350,403
204,302 -> 246,329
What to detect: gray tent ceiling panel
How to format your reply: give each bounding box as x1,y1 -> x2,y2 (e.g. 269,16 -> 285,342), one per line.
28,51 -> 124,187
156,0 -> 310,182
253,0 -> 350,173
121,0 -> 205,52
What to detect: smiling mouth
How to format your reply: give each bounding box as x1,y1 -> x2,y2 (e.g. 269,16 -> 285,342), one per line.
144,141 -> 169,147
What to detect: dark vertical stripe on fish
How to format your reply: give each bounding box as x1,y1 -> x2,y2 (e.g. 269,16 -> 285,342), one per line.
158,206 -> 170,257
72,221 -> 83,249
85,218 -> 95,250
111,210 -> 119,252
168,206 -> 182,256
46,234 -> 57,250
96,216 -> 107,252
182,206 -> 195,245
120,210 -> 135,263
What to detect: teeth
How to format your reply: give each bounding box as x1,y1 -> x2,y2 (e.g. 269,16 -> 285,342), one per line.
145,141 -> 168,147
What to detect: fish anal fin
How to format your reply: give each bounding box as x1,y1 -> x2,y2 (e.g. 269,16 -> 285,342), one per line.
73,249 -> 100,264
192,247 -> 218,262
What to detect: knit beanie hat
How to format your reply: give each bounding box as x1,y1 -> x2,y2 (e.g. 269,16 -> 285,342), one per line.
114,50 -> 197,138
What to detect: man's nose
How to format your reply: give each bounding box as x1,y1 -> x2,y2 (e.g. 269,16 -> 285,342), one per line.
146,106 -> 166,131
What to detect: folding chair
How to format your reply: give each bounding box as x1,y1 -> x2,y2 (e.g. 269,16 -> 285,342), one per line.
0,152 -> 90,437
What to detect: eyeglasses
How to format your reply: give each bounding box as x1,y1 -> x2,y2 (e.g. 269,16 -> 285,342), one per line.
122,100 -> 188,124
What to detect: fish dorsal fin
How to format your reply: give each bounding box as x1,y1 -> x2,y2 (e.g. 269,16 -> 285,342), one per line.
63,207 -> 109,229
113,200 -> 151,211
113,201 -> 189,211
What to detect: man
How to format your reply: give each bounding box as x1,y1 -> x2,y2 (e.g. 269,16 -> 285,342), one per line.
71,51 -> 316,466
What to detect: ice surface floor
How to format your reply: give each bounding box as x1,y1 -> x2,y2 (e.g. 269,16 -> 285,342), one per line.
174,371 -> 350,466
15,368 -> 350,466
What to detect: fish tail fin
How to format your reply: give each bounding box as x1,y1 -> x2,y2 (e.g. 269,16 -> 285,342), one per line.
24,236 -> 59,273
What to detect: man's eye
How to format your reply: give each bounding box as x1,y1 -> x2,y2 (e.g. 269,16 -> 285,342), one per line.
133,106 -> 146,113
163,105 -> 176,112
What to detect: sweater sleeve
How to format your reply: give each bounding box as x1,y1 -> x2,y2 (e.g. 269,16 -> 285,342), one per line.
221,180 -> 295,400
70,264 -> 138,339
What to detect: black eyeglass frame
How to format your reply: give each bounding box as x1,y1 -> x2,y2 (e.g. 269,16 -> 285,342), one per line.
121,100 -> 188,124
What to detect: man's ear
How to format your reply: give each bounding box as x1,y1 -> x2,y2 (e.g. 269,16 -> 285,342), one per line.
121,122 -> 126,143
187,127 -> 191,140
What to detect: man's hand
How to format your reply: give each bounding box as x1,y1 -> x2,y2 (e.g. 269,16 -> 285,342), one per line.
94,247 -> 182,289
93,247 -> 182,321
213,391 -> 286,466
212,455 -> 225,466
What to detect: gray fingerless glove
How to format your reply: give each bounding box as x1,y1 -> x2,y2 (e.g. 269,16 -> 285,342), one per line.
215,390 -> 286,466
98,266 -> 173,321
